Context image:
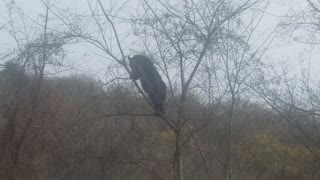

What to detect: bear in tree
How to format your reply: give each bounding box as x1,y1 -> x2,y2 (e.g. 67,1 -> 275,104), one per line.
128,55 -> 166,115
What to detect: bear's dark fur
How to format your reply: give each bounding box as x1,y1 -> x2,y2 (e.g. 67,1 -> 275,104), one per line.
128,55 -> 166,115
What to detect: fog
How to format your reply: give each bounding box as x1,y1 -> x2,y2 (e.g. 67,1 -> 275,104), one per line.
1,0 -> 319,79
1,0 -> 320,180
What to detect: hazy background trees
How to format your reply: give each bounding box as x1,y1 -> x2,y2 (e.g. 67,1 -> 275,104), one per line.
0,0 -> 320,180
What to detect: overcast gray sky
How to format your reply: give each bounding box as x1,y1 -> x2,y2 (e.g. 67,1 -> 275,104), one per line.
1,0 -> 319,80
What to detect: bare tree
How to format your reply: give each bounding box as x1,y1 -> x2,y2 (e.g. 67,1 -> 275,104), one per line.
49,0 -> 262,179
0,1 -> 74,179
253,0 -> 320,161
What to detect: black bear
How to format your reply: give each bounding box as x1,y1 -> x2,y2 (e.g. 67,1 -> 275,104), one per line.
128,55 -> 166,115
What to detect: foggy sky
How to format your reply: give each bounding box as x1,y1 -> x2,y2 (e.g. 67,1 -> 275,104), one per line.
0,0 -> 319,80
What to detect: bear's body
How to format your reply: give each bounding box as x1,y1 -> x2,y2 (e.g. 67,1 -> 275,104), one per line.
128,55 -> 166,115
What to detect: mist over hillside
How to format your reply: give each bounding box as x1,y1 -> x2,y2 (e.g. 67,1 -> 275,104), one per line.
1,0 -> 320,180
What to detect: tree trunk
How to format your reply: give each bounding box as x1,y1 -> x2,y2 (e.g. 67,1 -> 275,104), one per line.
174,130 -> 183,180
